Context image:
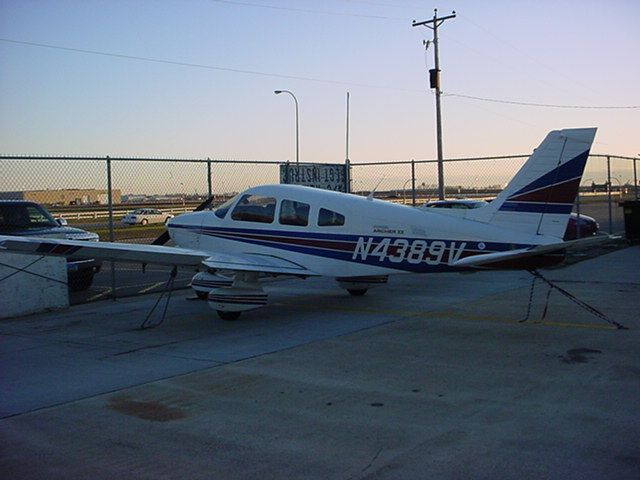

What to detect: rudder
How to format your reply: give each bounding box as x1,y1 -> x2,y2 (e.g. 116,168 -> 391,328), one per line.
467,128 -> 597,238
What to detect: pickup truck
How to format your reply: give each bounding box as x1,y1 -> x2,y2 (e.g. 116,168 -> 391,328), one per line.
0,200 -> 102,291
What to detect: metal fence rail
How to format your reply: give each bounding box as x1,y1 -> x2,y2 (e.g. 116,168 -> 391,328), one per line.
1,152 -> 637,302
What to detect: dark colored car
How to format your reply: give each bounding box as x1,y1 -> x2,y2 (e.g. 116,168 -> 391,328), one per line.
420,199 -> 599,240
0,201 -> 102,291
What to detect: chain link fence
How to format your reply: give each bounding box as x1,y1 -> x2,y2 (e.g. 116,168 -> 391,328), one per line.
1,153 -> 637,303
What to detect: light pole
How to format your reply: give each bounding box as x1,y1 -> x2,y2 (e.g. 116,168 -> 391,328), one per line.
402,178 -> 412,205
274,90 -> 299,165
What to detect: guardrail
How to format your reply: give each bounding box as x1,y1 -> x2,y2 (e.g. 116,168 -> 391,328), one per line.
52,206 -> 194,221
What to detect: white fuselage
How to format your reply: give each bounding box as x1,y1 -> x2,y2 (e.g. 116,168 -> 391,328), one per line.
167,185 -> 559,277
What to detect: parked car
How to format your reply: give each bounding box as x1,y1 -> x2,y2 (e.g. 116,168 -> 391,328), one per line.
419,199 -> 599,240
121,208 -> 174,226
0,200 -> 101,291
421,199 -> 487,210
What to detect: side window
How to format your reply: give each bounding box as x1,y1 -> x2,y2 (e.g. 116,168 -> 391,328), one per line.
318,208 -> 345,227
231,194 -> 276,223
27,206 -> 50,225
279,199 -> 310,226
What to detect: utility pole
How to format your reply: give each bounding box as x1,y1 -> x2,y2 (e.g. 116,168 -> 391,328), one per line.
413,9 -> 456,200
345,92 -> 350,164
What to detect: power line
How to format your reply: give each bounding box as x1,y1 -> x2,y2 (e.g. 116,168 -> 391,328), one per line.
0,37 -> 417,91
443,92 -> 640,109
2,37 -> 638,110
210,0 -> 402,20
457,12 -> 601,100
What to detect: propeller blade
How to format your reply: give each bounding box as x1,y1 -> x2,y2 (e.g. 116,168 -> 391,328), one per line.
193,196 -> 216,212
151,195 -> 216,246
151,231 -> 171,245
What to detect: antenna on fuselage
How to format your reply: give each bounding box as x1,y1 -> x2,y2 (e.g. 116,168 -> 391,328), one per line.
367,177 -> 385,201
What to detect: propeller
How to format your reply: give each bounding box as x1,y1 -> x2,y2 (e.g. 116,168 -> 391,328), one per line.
151,195 -> 216,245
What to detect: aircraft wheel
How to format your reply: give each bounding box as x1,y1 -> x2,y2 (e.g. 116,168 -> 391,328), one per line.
217,310 -> 241,321
347,288 -> 368,296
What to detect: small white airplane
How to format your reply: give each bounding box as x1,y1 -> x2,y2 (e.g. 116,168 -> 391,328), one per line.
0,128 -> 607,320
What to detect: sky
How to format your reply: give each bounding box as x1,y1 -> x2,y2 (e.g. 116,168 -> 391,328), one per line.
0,0 -> 638,168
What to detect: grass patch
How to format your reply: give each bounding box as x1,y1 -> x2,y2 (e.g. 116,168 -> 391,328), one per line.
92,225 -> 166,242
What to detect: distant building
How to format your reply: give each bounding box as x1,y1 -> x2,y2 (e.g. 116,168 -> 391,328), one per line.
0,188 -> 121,205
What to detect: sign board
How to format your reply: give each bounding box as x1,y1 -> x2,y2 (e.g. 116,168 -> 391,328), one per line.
279,163 -> 348,192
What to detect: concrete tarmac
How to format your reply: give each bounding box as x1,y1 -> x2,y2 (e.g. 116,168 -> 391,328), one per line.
1,246 -> 638,479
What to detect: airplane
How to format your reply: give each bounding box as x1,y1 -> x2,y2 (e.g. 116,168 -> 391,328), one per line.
0,127 -> 609,320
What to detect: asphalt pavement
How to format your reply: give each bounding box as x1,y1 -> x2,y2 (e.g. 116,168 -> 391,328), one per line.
1,246 -> 638,479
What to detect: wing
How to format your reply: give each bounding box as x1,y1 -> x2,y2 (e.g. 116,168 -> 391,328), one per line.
203,252 -> 318,276
0,235 -> 209,266
0,234 -> 320,276
452,234 -> 618,268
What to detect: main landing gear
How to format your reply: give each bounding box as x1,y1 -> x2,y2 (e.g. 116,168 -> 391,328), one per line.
207,272 -> 266,321
338,275 -> 388,297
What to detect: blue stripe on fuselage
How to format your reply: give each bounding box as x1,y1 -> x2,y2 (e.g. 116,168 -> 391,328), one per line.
170,223 -> 531,273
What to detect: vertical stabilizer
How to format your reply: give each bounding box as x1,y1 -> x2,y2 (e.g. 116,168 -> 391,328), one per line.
466,128 -> 597,238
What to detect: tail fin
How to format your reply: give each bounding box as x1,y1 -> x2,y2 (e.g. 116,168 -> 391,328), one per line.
466,127 -> 597,238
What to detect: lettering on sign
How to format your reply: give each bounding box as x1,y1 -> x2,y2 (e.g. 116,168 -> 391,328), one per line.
280,164 -> 348,192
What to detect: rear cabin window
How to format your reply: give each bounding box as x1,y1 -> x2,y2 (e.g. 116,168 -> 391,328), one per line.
231,194 -> 276,223
279,199 -> 310,226
318,208 -> 345,227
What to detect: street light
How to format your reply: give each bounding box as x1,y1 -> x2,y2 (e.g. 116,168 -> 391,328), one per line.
402,178 -> 412,205
274,90 -> 299,165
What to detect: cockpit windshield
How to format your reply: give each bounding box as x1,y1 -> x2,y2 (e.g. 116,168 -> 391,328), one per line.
214,194 -> 239,219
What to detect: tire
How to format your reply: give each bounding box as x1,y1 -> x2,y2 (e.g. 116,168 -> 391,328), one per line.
141,218 -> 148,226
196,291 -> 208,300
217,310 -> 241,321
68,270 -> 95,292
347,288 -> 368,296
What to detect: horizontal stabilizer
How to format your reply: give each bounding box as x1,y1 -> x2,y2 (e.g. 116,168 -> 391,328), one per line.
452,235 -> 618,268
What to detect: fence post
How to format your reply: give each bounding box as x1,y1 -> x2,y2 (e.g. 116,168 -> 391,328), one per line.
576,186 -> 581,239
207,157 -> 212,200
345,158 -> 351,193
106,156 -> 116,300
607,155 -> 613,233
634,157 -> 638,200
411,159 -> 416,206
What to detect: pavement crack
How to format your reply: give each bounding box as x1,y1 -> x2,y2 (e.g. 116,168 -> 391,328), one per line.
104,340 -> 185,358
360,445 -> 384,475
